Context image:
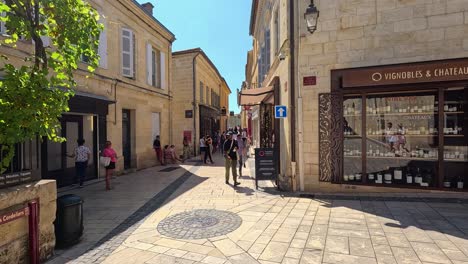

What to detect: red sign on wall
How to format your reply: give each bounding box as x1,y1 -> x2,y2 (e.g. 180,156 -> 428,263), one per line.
303,76 -> 317,86
0,206 -> 29,226
183,131 -> 192,144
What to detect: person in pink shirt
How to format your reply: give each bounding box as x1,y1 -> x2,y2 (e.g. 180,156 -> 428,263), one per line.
102,141 -> 117,191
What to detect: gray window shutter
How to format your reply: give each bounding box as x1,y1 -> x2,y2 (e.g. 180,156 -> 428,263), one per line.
146,43 -> 153,85
121,28 -> 134,77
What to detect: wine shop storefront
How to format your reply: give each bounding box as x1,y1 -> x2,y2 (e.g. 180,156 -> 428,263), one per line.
320,58 -> 468,191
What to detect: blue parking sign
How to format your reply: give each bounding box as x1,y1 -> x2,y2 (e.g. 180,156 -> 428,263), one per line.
275,105 -> 287,118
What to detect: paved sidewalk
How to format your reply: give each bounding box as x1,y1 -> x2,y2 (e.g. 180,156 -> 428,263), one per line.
49,154 -> 468,264
47,161 -> 199,264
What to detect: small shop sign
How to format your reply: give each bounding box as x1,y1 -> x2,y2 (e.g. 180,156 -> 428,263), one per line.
185,110 -> 193,118
254,148 -> 278,189
303,76 -> 317,86
0,171 -> 35,189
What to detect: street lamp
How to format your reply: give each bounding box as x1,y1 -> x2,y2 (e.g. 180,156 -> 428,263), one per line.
304,0 -> 319,34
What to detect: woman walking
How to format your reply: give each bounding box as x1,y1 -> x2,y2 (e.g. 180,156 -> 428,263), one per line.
204,135 -> 214,164
67,138 -> 91,188
182,136 -> 191,162
102,141 -> 117,191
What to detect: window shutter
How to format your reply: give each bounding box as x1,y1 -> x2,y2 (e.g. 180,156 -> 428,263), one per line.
146,43 -> 152,85
266,29 -> 271,70
121,28 -> 134,77
0,10 -> 6,34
98,15 -> 108,69
160,51 -> 166,89
40,36 -> 50,47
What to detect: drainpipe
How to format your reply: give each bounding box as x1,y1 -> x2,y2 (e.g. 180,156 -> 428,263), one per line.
296,3 -> 304,192
289,0 -> 297,190
113,79 -> 118,125
192,53 -> 201,155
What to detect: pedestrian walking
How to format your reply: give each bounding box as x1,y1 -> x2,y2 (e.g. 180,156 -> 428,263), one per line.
182,136 -> 191,162
223,132 -> 240,186
204,135 -> 214,164
237,135 -> 245,177
153,135 -> 163,165
67,138 -> 91,188
220,132 -> 226,156
102,141 -> 117,191
199,136 -> 206,161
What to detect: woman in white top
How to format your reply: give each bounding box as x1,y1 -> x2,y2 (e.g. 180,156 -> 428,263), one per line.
67,138 -> 91,188
199,136 -> 206,161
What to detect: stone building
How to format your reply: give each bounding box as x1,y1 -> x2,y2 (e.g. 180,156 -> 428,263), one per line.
41,0 -> 175,187
243,0 -> 468,193
172,48 -> 231,154
0,0 -> 174,262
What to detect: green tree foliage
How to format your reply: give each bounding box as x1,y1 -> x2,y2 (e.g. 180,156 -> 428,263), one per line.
0,0 -> 102,172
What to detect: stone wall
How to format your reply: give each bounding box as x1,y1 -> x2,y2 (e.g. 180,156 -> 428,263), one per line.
298,0 -> 468,190
0,180 -> 56,263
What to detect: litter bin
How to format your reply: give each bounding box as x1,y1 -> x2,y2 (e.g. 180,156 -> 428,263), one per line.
54,194 -> 83,248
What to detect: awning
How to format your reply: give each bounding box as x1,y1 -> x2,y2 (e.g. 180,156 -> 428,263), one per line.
239,86 -> 274,106
69,91 -> 115,116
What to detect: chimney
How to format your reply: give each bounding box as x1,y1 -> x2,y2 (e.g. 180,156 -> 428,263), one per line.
141,2 -> 154,16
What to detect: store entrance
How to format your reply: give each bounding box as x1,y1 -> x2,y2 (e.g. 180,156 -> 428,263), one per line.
42,114 -> 98,187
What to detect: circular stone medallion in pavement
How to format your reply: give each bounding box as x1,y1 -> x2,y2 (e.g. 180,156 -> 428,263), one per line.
157,209 -> 242,239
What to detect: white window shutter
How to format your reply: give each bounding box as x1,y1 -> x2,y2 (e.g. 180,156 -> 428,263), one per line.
40,36 -> 50,47
98,17 -> 108,69
146,43 -> 152,85
0,11 -> 6,34
160,51 -> 166,89
121,28 -> 134,77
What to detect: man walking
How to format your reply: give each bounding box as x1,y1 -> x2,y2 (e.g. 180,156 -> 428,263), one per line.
223,132 -> 240,186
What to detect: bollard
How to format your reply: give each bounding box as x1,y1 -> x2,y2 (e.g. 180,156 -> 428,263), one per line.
28,201 -> 39,264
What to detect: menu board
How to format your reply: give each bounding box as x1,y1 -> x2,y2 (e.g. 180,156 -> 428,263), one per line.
254,148 -> 278,189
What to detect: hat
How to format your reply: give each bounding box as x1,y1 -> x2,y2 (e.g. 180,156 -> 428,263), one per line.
227,132 -> 233,136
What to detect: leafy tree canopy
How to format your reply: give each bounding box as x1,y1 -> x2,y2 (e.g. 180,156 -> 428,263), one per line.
0,0 -> 102,172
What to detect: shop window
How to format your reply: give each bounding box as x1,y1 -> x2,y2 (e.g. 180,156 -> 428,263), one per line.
365,93 -> 439,187
443,87 -> 467,189
0,139 -> 40,188
343,97 -> 363,183
343,91 -> 447,188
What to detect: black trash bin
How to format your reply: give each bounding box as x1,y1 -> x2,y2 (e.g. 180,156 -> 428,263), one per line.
54,194 -> 83,248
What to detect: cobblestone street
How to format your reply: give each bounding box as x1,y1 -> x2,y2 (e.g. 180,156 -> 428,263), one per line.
46,154 -> 468,264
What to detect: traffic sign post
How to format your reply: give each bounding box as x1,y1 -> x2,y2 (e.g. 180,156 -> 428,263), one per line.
274,105 -> 287,119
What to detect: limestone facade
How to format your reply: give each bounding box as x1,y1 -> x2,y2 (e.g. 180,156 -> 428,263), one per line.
246,0 -> 468,192
172,49 -> 230,153
0,180 -> 56,263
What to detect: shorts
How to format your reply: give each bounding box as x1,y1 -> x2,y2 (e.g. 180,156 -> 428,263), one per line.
106,162 -> 116,170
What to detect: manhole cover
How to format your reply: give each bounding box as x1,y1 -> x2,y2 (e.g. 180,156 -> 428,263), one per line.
159,167 -> 180,172
157,209 -> 242,239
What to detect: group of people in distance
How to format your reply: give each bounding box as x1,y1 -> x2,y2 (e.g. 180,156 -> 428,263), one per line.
152,135 -> 185,165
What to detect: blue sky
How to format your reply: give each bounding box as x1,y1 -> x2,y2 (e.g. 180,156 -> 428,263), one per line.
139,0 -> 253,113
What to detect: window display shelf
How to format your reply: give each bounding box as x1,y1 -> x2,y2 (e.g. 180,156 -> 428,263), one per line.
344,135 -> 362,138
345,112 -> 464,118
366,156 -> 438,161
367,134 -> 437,138
444,159 -> 468,163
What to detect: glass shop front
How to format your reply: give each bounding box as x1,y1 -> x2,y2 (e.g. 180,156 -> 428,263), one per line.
334,59 -> 468,191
